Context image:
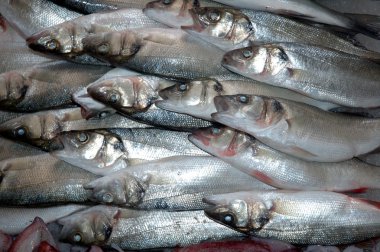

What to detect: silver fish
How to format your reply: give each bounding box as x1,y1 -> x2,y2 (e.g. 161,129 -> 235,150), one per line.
182,7 -> 380,60
212,95 -> 380,162
222,43 -> 380,108
0,153 -> 98,205
156,78 -> 338,121
84,156 -> 272,210
58,205 -> 244,249
144,0 -> 224,28
204,190 -> 380,245
0,61 -> 111,112
210,0 -> 380,39
0,205 -> 88,235
189,126 -> 380,192
26,8 -> 166,63
81,28 -> 244,80
0,137 -> 44,161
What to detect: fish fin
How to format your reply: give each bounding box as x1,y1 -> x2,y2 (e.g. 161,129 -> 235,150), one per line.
356,198 -> 380,209
330,106 -> 380,118
276,9 -> 314,19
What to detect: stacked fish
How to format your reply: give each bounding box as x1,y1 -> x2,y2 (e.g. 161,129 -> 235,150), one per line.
0,0 -> 380,251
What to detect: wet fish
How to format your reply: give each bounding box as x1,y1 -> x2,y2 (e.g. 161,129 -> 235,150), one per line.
84,156 -> 272,210
190,126 -> 380,192
212,95 -> 380,162
26,8 -> 166,64
144,0 -> 224,28
182,7 -> 380,60
58,205 -> 244,249
81,28 -> 245,80
209,0 -> 380,39
0,0 -> 81,38
0,61 -> 111,112
204,190 -> 380,245
156,78 -> 338,121
0,154 -> 98,205
0,205 -> 88,235
222,43 -> 380,108
0,137 -> 44,161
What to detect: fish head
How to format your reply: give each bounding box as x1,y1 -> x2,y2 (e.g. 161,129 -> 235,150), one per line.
87,76 -> 157,113
52,130 -> 128,171
27,22 -> 85,56
204,193 -> 270,233
84,173 -> 149,206
182,7 -> 253,50
82,31 -> 141,64
58,208 -> 116,246
157,78 -> 222,119
144,0 -> 199,27
212,95 -> 286,134
222,45 -> 290,80
0,71 -> 29,108
189,126 -> 254,157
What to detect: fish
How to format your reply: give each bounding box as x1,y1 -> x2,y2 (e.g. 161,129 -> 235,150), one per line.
189,126 -> 380,192
0,137 -> 44,161
0,61 -> 112,112
0,0 -> 81,38
209,0 -> 380,39
182,7 -> 380,61
81,28 -> 245,80
84,156 -> 272,210
222,43 -> 380,108
58,205 -> 244,249
315,0 -> 380,15
0,204 -> 88,235
8,217 -> 57,252
156,78 -> 338,121
87,74 -> 176,113
203,190 -> 380,245
26,8 -> 166,64
0,231 -> 12,252
0,153 -> 99,205
144,0 -> 224,28
212,95 -> 380,162
0,110 -> 25,125
358,148 -> 380,167
49,0 -> 153,14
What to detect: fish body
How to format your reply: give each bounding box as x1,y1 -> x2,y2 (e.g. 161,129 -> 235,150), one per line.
156,78 -> 338,121
58,206 -> 244,249
0,154 -> 98,205
84,156 -> 272,210
204,190 -> 380,245
0,137 -> 44,161
222,43 -> 380,108
189,126 -> 380,192
212,95 -> 380,162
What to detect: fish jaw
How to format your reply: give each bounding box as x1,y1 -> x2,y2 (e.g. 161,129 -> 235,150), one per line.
0,71 -> 29,109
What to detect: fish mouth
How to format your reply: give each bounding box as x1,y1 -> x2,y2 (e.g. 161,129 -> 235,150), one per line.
181,8 -> 205,33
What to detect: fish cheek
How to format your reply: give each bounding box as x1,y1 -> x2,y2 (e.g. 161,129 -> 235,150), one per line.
0,73 -> 29,106
248,202 -> 270,231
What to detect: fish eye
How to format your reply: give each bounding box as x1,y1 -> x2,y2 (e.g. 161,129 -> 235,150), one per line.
77,132 -> 89,143
46,39 -> 58,50
163,0 -> 172,5
178,83 -> 188,92
14,127 -> 27,137
109,93 -> 120,104
97,44 -> 110,54
211,127 -> 221,135
99,111 -> 109,119
223,214 -> 234,223
272,100 -> 283,112
237,95 -> 249,104
207,10 -> 221,22
102,193 -> 114,203
242,49 -> 253,58
73,233 -> 82,243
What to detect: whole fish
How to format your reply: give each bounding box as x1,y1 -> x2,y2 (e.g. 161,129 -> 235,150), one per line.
49,0 -> 153,14
182,7 -> 380,61
26,8 -> 166,64
156,78 -> 338,121
0,205 -> 88,235
58,206 -> 244,249
0,154 -> 98,205
0,0 -> 81,38
204,190 -> 380,245
84,156 -> 272,210
222,43 -> 380,108
81,28 -> 245,80
144,0 -> 224,28
0,61 -> 111,112
212,95 -> 380,162
0,137 -> 44,161
189,126 -> 380,192
209,0 -> 380,39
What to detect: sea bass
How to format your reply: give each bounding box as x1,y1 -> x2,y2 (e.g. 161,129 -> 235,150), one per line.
204,190 -> 380,245
156,78 -> 337,121
58,206 -> 244,249
0,137 -> 44,161
190,126 -> 380,192
84,156 -> 272,210
222,43 -> 380,108
212,95 -> 380,162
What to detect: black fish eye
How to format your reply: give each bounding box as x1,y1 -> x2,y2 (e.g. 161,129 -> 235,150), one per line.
97,44 -> 109,54
46,39 -> 58,50
109,93 -> 120,103
223,214 -> 234,223
73,233 -> 82,243
208,11 -> 221,22
163,0 -> 172,5
242,50 -> 253,58
15,127 -> 26,137
178,83 -> 188,92
211,127 -> 221,135
238,95 -> 248,104
77,132 -> 88,142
